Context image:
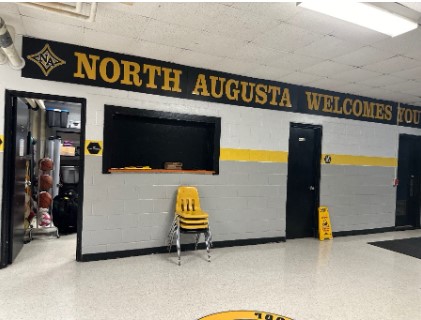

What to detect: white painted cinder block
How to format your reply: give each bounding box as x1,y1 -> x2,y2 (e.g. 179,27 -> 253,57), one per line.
2,34 -> 421,257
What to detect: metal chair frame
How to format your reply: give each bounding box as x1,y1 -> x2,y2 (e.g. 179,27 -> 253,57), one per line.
167,212 -> 213,266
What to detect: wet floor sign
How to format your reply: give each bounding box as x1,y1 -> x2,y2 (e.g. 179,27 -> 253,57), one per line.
318,206 -> 333,240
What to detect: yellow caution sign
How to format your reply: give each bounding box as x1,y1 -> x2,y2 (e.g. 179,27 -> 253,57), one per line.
318,206 -> 333,241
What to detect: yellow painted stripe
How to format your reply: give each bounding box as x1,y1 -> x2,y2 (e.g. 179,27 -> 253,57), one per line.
0,135 -> 3,151
221,148 -> 396,167
321,153 -> 397,167
84,143 -> 396,167
85,140 -> 103,156
220,148 -> 288,163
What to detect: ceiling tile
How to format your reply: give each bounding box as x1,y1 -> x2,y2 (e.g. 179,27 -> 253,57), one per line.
302,60 -> 355,77
230,2 -> 299,21
364,55 -> 421,74
83,29 -> 137,57
327,20 -> 389,45
139,19 -> 203,49
392,66 -> 421,81
280,71 -> 324,86
293,35 -> 362,60
93,7 -> 151,40
382,81 -> 421,96
102,2 -> 160,19
370,27 -> 421,55
358,75 -> 408,88
306,77 -> 350,92
332,46 -> 396,67
246,65 -> 296,83
127,40 -> 185,64
252,22 -> 324,52
231,44 -> 282,65
21,16 -> 84,45
183,31 -> 248,58
266,51 -> 324,71
330,67 -> 382,82
215,58 -> 263,78
172,50 -> 225,71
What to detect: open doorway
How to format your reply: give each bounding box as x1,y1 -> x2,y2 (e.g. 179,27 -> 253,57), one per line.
1,90 -> 86,268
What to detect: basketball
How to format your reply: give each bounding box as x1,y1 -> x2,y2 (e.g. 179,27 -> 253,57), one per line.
39,191 -> 52,208
39,174 -> 53,190
39,158 -> 53,171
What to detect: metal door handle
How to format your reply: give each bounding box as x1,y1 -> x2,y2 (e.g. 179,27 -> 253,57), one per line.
309,186 -> 315,191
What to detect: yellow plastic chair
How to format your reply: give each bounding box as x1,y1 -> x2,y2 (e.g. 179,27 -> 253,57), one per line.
167,186 -> 212,265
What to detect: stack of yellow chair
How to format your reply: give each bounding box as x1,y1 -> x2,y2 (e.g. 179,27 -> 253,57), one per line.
167,186 -> 212,265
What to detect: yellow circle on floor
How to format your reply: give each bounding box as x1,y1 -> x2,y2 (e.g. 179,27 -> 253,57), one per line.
199,310 -> 293,320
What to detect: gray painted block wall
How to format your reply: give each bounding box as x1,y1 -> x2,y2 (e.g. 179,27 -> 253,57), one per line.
82,158 -> 287,254
320,164 -> 396,232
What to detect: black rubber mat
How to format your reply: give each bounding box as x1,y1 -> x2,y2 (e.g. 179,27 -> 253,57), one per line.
369,237 -> 421,259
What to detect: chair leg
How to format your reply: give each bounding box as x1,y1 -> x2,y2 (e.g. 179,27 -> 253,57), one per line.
167,217 -> 177,252
176,225 -> 181,266
194,233 -> 201,250
205,230 -> 211,262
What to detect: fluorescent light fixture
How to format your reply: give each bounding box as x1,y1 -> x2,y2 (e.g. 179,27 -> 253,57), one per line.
298,2 -> 418,37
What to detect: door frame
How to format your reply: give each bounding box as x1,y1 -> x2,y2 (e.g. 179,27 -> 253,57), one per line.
286,122 -> 323,239
1,90 -> 86,268
395,133 -> 421,229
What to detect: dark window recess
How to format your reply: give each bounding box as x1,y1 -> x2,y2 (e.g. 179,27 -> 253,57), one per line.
103,105 -> 221,174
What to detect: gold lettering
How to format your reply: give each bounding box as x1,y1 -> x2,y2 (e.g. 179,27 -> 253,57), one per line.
255,84 -> 268,105
268,86 -> 281,106
99,57 -> 120,83
405,108 -> 413,123
143,64 -> 161,89
332,96 -> 342,114
343,98 -> 353,115
363,101 -> 375,118
398,107 -> 405,123
375,103 -> 384,120
192,74 -> 210,96
352,99 -> 363,117
322,95 -> 334,112
384,105 -> 393,121
414,110 -> 421,125
226,79 -> 240,101
161,67 -> 182,92
305,92 -> 323,111
209,76 -> 226,98
73,52 -> 99,80
120,60 -> 142,87
241,81 -> 255,103
280,88 -> 291,107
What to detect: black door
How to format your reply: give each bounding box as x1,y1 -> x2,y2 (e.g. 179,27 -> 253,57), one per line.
286,123 -> 322,239
9,97 -> 31,262
395,134 -> 421,228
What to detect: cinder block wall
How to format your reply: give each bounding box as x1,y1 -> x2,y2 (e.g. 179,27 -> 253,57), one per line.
1,35 -> 421,256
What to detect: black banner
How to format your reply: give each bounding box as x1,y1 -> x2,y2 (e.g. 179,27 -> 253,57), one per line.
21,36 -> 420,128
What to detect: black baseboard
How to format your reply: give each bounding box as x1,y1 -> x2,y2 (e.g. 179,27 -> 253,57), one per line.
333,226 -> 395,237
80,236 -> 285,262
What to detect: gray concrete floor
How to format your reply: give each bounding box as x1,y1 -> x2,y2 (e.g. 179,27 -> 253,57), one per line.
0,230 -> 420,320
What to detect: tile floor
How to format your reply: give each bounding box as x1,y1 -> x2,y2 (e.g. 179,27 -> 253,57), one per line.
0,230 -> 420,320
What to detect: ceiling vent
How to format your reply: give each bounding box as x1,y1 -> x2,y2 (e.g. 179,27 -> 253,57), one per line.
21,2 -> 98,22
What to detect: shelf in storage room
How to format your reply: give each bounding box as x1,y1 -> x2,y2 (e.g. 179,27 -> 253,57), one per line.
55,127 -> 81,134
108,169 -> 215,174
